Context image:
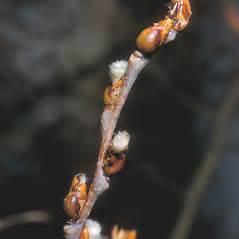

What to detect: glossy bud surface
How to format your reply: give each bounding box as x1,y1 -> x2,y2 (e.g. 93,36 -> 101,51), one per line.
136,18 -> 173,53
64,192 -> 81,219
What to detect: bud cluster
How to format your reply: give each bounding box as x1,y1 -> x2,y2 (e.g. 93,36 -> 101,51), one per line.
136,0 -> 192,53
103,131 -> 130,175
64,174 -> 88,220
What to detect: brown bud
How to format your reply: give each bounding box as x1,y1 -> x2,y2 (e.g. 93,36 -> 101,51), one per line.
136,18 -> 173,53
103,153 -> 126,175
111,226 -> 137,239
80,226 -> 89,239
170,0 -> 192,31
70,174 -> 87,200
64,174 -> 88,219
103,80 -> 124,107
64,192 -> 81,219
103,86 -> 112,105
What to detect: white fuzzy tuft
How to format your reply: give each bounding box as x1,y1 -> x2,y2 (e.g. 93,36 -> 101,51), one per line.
64,224 -> 81,239
86,219 -> 102,239
76,173 -> 87,183
109,60 -> 128,83
111,131 -> 130,154
165,29 -> 177,43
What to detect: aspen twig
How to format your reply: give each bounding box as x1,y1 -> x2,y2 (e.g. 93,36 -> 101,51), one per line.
64,51 -> 148,239
64,1 -> 192,238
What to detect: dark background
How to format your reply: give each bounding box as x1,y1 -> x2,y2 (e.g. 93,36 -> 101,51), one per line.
0,0 -> 239,238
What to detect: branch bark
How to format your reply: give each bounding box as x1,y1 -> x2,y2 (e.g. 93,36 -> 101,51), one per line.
64,1 -> 192,238
64,52 -> 148,239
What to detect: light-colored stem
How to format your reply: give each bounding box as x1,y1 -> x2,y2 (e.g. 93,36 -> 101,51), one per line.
0,210 -> 50,231
64,1 -> 192,237
64,51 -> 148,239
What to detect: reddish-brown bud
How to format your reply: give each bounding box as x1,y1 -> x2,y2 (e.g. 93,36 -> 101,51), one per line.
136,18 -> 173,53
70,174 -> 87,200
64,174 -> 88,219
111,226 -> 137,239
170,0 -> 192,31
103,80 -> 124,107
103,86 -> 112,105
103,152 -> 126,175
80,226 -> 89,239
64,192 -> 81,219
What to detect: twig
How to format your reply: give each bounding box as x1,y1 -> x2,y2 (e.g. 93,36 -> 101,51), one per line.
169,80 -> 239,239
64,51 -> 149,239
64,1 -> 192,238
82,51 -> 147,211
0,210 -> 50,231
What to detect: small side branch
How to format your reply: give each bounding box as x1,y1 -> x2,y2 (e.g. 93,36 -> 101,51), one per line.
0,210 -> 50,231
169,80 -> 239,239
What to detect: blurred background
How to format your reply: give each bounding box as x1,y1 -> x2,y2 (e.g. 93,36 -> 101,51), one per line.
0,0 -> 239,238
